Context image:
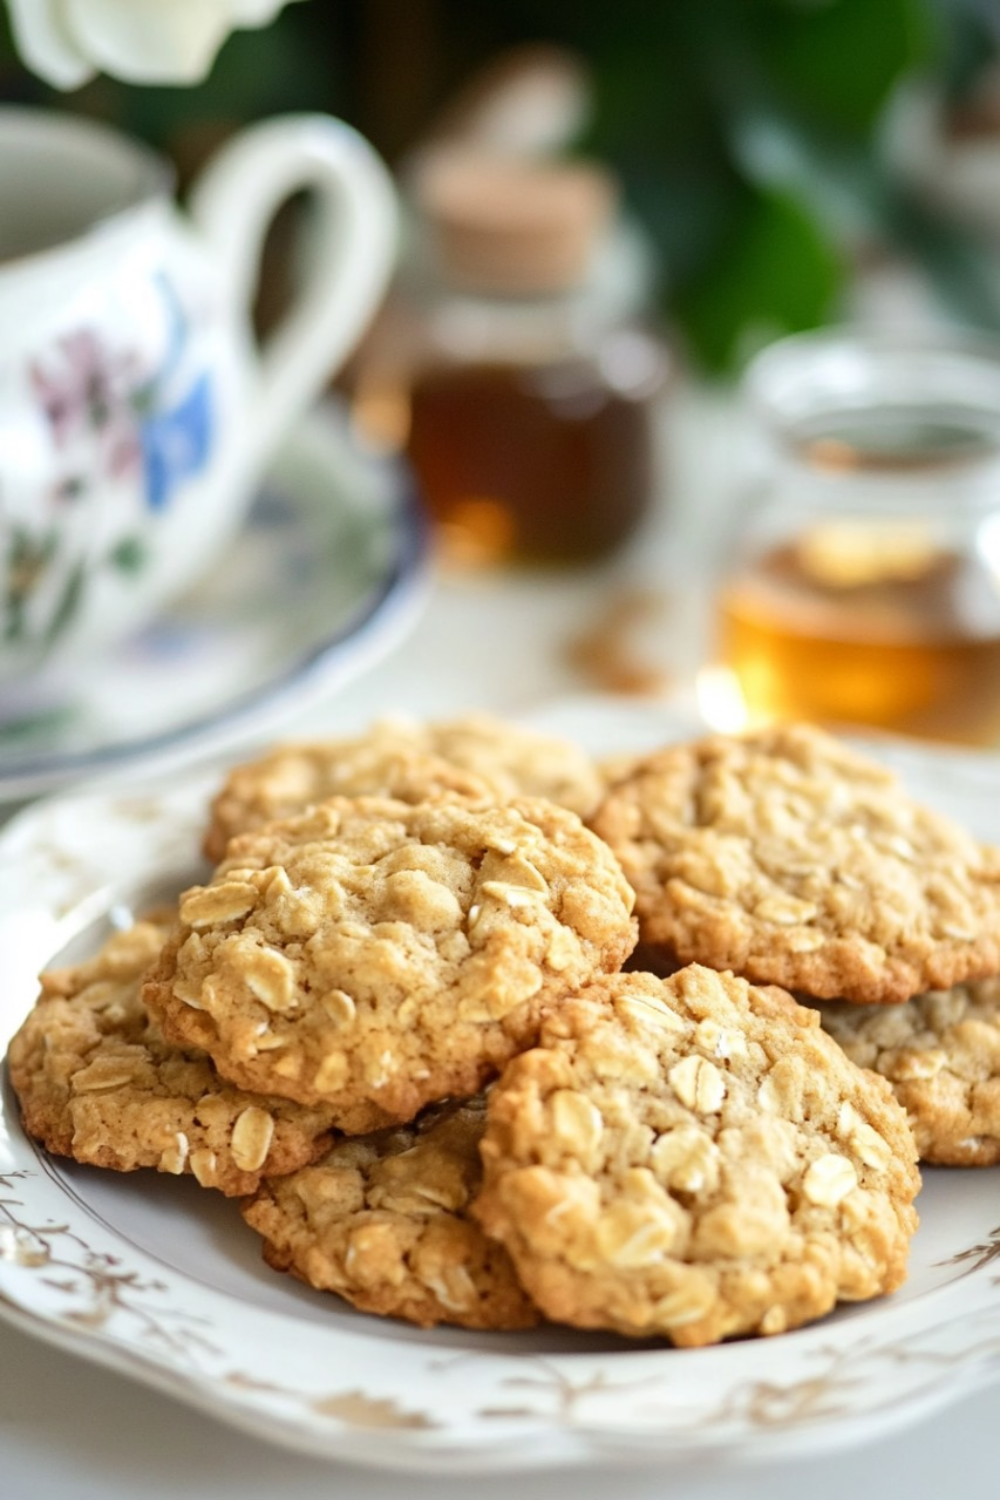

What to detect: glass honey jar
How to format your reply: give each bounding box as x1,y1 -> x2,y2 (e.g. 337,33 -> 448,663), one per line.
712,330 -> 1000,745
351,148 -> 669,567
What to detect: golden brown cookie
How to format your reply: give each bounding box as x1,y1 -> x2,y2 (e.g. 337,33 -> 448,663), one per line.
204,714 -> 603,861
242,1096 -> 538,1330
590,724 -> 1000,1005
474,966 -> 919,1345
817,980 -> 1000,1166
144,795 -> 637,1133
8,920 -> 337,1196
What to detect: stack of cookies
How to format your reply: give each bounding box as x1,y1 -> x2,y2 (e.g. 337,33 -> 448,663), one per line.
12,714 -> 999,1346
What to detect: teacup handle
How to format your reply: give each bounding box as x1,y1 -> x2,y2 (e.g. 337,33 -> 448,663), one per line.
187,113 -> 397,474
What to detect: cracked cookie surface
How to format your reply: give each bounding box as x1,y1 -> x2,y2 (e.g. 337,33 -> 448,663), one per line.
817,980 -> 1000,1165
242,1096 -> 538,1329
590,724 -> 1000,1004
8,920 -> 337,1196
474,966 -> 919,1345
145,795 -> 637,1133
205,714 -> 603,861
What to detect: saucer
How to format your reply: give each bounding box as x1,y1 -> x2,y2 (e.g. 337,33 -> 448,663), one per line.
0,404 -> 429,802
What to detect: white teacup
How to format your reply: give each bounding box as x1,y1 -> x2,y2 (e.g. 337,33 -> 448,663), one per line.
0,106 -> 397,701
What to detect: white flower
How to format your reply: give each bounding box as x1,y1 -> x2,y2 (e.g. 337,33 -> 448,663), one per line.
6,0 -> 303,90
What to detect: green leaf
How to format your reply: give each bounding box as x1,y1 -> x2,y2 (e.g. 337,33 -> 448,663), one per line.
756,0 -> 935,134
108,537 -> 148,575
0,705 -> 74,744
724,106 -> 1000,334
674,187 -> 843,372
44,562 -> 86,647
883,185 -> 1000,333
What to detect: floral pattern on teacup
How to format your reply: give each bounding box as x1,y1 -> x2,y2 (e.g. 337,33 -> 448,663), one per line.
3,273 -> 214,656
31,330 -> 144,487
31,279 -> 214,516
140,372 -> 213,513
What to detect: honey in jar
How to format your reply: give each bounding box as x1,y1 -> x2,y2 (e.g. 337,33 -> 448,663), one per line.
713,333 -> 1000,745
407,351 -> 659,563
358,148 -> 668,566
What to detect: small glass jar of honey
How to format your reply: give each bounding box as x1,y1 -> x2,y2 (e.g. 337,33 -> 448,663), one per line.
712,330 -> 1000,745
350,147 -> 669,567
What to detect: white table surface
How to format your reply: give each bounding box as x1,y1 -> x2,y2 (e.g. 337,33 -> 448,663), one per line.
4,382 -> 999,1498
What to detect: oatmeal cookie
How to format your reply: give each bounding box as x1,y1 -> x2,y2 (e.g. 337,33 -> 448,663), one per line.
8,920 -> 337,1196
817,980 -> 1000,1166
145,795 -> 636,1133
204,714 -> 603,861
242,1096 -> 538,1329
474,966 -> 919,1345
590,724 -> 1000,1005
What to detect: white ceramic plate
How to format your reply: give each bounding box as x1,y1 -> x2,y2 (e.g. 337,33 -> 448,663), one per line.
2,702 -> 1000,1475
0,403 -> 429,802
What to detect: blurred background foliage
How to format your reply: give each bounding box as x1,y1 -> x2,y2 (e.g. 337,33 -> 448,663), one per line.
2,0 -> 1000,371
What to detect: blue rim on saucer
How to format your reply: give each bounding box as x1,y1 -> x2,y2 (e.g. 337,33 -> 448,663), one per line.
0,403 -> 430,802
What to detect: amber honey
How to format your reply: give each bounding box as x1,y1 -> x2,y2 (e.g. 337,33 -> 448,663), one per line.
407,359 -> 657,565
717,537 -> 1000,744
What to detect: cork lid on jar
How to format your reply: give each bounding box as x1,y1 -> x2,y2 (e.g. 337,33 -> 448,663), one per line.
411,147 -> 618,296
